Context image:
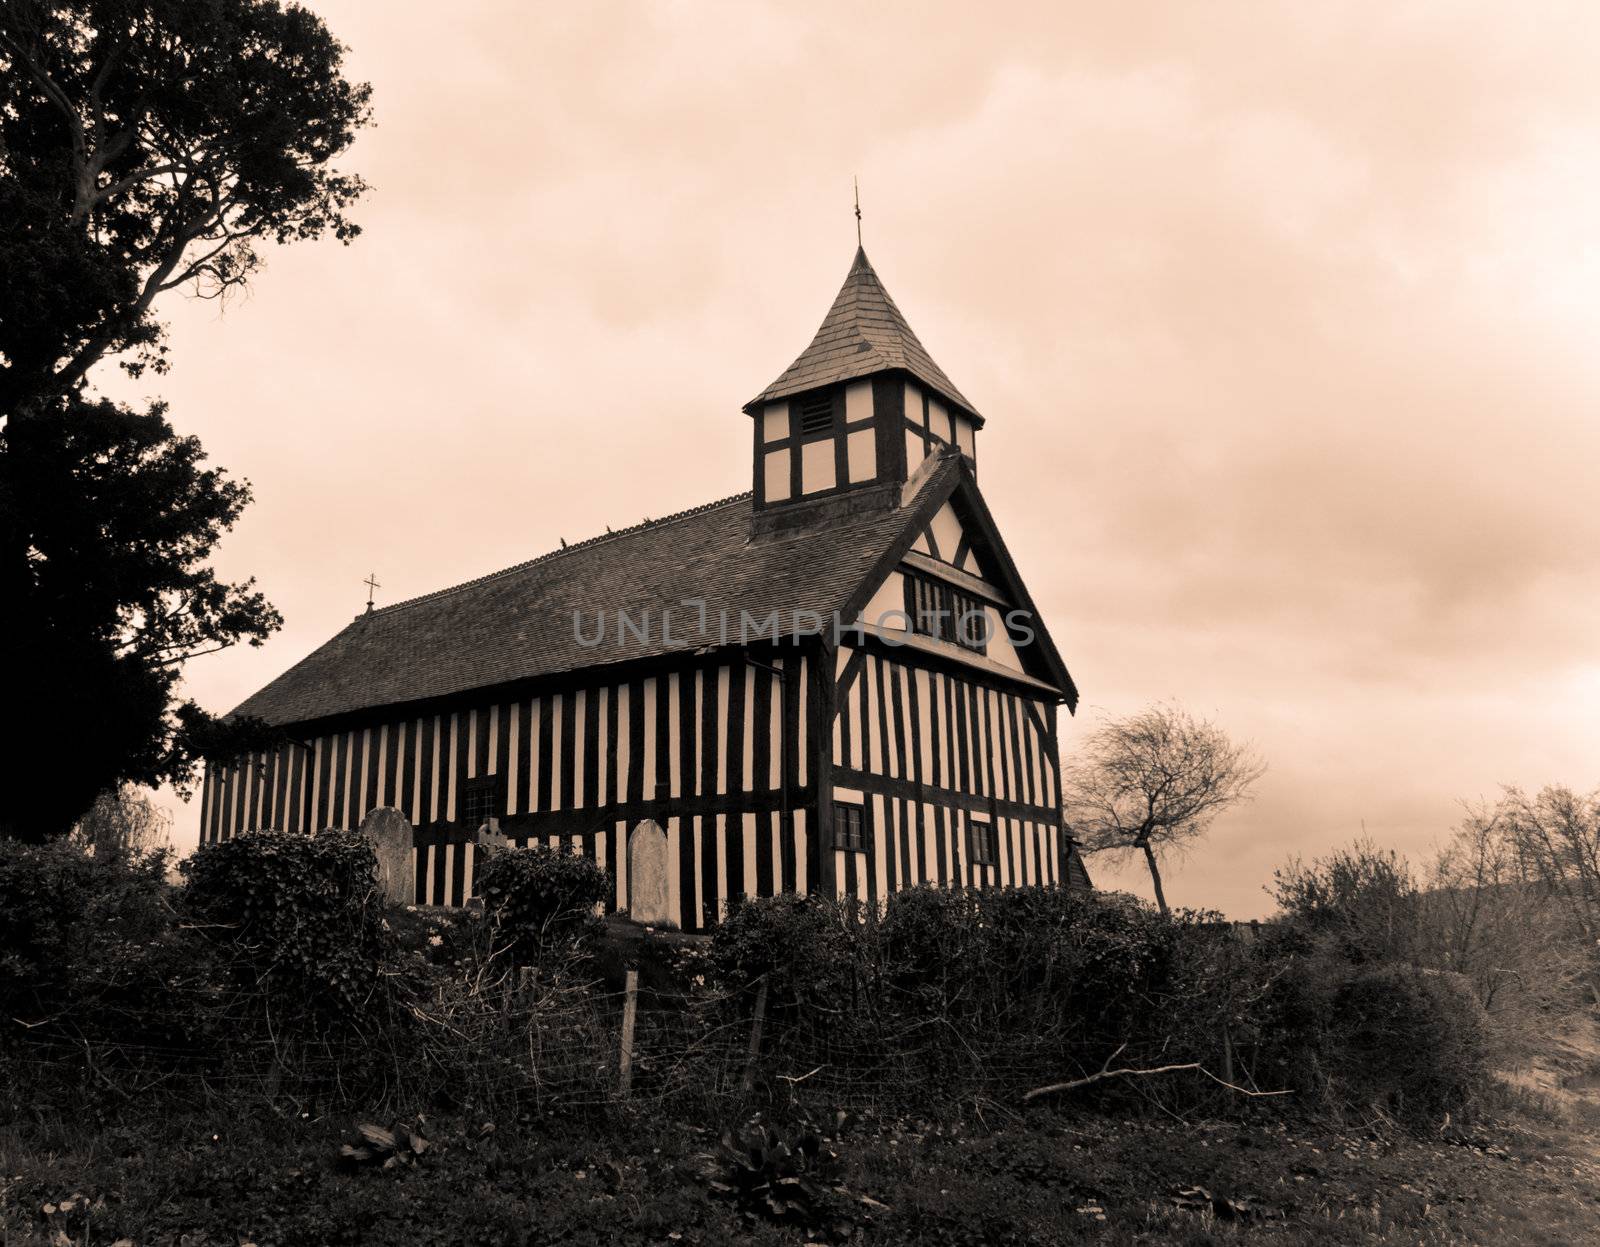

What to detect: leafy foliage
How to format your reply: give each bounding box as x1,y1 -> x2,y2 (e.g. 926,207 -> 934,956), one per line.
475,844 -> 612,964
0,398 -> 283,839
0,0 -> 371,414
1273,822 -> 1598,1074
1326,965 -> 1490,1124
1272,840 -> 1424,964
709,891 -> 857,1019
68,783 -> 172,860
696,1112 -> 854,1236
710,888 -> 1290,1115
181,829 -> 396,1031
0,836 -> 171,1022
0,0 -> 370,839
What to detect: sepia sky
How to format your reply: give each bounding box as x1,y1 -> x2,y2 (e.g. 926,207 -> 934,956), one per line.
102,1 -> 1600,917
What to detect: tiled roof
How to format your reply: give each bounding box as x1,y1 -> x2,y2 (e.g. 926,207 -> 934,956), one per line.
231,461 -> 965,728
745,247 -> 980,421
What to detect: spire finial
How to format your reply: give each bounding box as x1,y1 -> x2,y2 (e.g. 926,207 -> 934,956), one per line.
853,175 -> 862,248
363,571 -> 381,611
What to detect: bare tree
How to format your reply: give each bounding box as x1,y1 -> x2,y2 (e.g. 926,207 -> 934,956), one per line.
1485,786 -> 1600,944
70,784 -> 172,860
1063,703 -> 1265,914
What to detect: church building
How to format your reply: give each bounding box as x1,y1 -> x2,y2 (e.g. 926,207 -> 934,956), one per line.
201,246 -> 1089,929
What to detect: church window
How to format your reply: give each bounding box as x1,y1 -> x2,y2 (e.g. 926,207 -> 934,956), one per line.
831,801 -> 866,852
460,773 -> 502,827
968,818 -> 998,866
903,573 -> 989,656
796,391 -> 834,437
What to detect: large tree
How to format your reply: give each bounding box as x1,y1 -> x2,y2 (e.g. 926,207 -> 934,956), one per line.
0,0 -> 370,416
0,0 -> 369,839
1062,703 -> 1265,914
0,398 -> 284,839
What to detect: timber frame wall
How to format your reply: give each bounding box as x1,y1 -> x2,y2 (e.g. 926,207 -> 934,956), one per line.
822,637 -> 1067,906
200,635 -> 1076,930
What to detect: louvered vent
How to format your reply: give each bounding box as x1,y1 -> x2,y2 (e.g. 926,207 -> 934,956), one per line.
797,392 -> 833,436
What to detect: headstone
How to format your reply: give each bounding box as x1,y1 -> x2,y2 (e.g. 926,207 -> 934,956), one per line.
475,822 -> 510,855
360,807 -> 415,905
627,819 -> 673,927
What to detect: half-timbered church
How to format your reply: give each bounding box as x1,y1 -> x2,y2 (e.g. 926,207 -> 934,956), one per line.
202,245 -> 1090,929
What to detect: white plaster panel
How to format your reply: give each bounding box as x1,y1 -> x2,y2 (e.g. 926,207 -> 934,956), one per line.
762,402 -> 789,444
764,449 -> 790,502
845,379 -> 873,424
846,428 -> 876,483
800,437 -> 835,494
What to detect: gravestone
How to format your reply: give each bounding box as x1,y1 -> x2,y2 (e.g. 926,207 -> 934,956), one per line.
360,807 -> 414,905
475,823 -> 510,855
627,819 -> 672,927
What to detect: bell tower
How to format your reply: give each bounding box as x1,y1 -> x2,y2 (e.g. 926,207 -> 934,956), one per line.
745,247 -> 981,535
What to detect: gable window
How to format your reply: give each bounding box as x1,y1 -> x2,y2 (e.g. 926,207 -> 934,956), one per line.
831,801 -> 867,852
796,391 -> 834,437
460,773 -> 502,828
968,818 -> 998,866
903,572 -> 989,655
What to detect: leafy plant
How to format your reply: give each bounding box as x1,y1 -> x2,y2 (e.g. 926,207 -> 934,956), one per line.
709,891 -> 858,1019
475,844 -> 610,964
1328,964 -> 1490,1123
339,1121 -> 431,1171
0,837 -> 171,1019
696,1113 -> 853,1235
180,829 -> 396,1030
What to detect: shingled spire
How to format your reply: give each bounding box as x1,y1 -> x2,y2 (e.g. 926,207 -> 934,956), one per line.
747,246 -> 984,524
744,247 -> 980,422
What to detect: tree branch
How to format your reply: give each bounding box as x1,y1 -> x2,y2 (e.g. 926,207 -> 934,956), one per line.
1022,1046 -> 1292,1103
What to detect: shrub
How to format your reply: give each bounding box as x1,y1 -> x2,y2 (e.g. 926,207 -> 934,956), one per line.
0,839 -> 172,1018
1272,841 -> 1425,966
475,844 -> 610,964
0,840 -> 222,1115
181,829 -> 395,1032
695,1112 -> 853,1235
708,888 -> 1245,1108
1327,965 -> 1490,1123
709,892 -> 858,1017
874,886 -> 979,1007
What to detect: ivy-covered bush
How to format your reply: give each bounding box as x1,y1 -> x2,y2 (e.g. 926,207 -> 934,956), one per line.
872,886 -> 978,1009
1326,965 -> 1490,1123
475,844 -> 610,964
181,829 -> 396,1032
710,892 -> 858,1017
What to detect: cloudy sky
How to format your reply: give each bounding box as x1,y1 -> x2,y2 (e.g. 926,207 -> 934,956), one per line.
105,1 -> 1600,917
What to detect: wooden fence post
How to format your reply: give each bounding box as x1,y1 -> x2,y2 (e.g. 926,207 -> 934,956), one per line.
742,977 -> 769,1093
618,968 -> 639,1099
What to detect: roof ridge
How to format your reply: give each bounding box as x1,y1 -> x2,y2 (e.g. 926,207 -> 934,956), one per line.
373,491 -> 754,617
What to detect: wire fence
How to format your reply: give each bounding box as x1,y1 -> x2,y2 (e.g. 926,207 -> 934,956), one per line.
3,955 -> 1271,1129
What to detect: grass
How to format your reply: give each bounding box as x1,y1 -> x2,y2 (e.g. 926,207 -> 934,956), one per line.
5,1094 -> 1600,1246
